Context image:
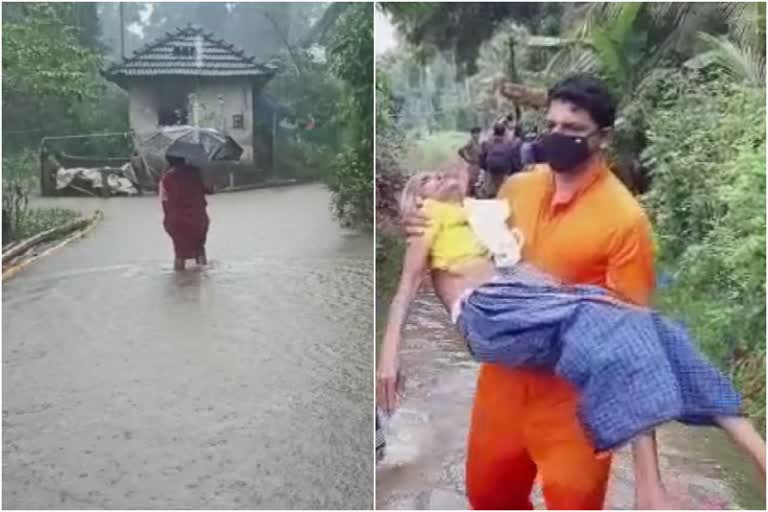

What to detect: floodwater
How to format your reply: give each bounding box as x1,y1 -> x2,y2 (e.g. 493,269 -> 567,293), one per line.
376,290 -> 765,510
2,184 -> 373,509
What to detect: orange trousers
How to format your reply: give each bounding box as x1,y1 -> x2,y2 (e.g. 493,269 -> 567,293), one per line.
466,365 -> 612,510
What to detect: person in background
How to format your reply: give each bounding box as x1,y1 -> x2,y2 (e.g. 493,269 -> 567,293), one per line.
159,156 -> 213,271
505,109 -> 524,143
479,123 -> 522,198
458,126 -> 483,197
503,113 -> 517,144
520,127 -> 539,167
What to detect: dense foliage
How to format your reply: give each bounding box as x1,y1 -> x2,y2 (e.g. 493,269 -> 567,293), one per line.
326,3 -> 374,229
2,2 -> 129,155
2,3 -> 108,242
2,151 -> 78,244
642,73 -> 766,422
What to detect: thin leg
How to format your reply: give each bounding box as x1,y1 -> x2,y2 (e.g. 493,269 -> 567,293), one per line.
174,258 -> 185,271
631,432 -> 682,509
196,247 -> 207,266
717,416 -> 766,478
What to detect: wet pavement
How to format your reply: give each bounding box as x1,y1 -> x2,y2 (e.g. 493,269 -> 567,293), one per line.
376,289 -> 765,510
3,184 -> 373,509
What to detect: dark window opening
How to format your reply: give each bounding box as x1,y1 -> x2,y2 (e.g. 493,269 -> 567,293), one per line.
172,46 -> 196,57
158,106 -> 188,126
232,114 -> 244,130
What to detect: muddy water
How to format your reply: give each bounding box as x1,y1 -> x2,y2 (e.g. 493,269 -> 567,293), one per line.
3,185 -> 373,509
376,290 -> 764,510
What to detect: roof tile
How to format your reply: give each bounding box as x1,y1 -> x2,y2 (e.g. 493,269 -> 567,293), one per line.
104,25 -> 277,79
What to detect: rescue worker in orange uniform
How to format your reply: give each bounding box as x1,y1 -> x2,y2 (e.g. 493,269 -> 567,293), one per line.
404,74 -> 673,509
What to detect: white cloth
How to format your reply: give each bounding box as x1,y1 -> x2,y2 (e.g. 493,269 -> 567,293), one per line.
463,198 -> 525,268
450,200 -> 526,324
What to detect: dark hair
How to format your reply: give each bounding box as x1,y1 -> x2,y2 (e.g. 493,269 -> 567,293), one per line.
548,74 -> 617,128
505,114 -> 515,122
470,126 -> 481,134
166,155 -> 186,167
493,122 -> 506,136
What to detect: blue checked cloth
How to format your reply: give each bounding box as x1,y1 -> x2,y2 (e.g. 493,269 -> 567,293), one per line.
455,264 -> 743,452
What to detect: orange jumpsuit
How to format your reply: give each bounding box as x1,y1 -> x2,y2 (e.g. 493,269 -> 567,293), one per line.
466,159 -> 655,510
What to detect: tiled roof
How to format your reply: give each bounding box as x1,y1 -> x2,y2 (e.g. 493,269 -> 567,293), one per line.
104,24 -> 278,80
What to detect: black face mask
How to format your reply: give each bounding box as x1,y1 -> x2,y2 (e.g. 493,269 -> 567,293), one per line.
541,132 -> 597,174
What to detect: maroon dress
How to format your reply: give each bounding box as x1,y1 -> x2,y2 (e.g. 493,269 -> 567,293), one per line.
160,165 -> 209,259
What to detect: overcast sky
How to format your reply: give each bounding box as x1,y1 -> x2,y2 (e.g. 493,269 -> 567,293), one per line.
374,6 -> 397,57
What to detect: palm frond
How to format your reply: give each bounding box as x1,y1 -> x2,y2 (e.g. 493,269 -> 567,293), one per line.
543,42 -> 599,80
721,2 -> 765,56
646,3 -> 715,56
691,32 -> 765,86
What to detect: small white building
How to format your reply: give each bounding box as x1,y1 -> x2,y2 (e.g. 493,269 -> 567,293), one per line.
104,24 -> 278,166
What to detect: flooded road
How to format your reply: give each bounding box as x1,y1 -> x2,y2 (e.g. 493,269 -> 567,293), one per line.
3,184 -> 373,509
376,289 -> 764,510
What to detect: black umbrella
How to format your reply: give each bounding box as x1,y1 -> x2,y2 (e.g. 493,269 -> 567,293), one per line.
166,139 -> 212,166
147,126 -> 243,166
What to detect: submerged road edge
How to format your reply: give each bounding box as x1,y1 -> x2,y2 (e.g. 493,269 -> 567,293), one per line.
2,210 -> 104,282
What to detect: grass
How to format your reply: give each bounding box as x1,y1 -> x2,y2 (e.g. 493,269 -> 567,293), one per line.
3,150 -> 81,244
401,131 -> 468,172
19,208 -> 80,239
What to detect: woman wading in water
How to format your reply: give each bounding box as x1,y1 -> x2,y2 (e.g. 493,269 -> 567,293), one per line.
159,156 -> 213,271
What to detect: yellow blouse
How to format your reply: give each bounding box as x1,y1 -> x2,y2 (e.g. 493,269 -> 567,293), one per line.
423,199 -> 488,270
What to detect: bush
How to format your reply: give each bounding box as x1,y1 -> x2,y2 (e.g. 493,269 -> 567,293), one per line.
326,3 -> 373,230
3,151 -> 38,243
275,138 -> 335,181
327,146 -> 373,230
2,150 -> 79,244
643,74 -> 766,423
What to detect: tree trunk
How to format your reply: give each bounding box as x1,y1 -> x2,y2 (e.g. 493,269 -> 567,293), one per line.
495,79 -> 548,109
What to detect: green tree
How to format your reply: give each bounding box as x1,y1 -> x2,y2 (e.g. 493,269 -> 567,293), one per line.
326,2 -> 374,229
2,2 -> 113,154
381,2 -> 565,77
2,3 -> 102,108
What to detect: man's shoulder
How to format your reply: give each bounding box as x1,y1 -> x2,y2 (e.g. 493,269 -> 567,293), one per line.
508,165 -> 549,186
595,171 -> 650,230
497,166 -> 549,200
605,171 -> 646,208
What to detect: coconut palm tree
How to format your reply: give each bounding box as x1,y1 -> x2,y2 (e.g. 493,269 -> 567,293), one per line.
540,2 -> 765,92
686,3 -> 765,86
